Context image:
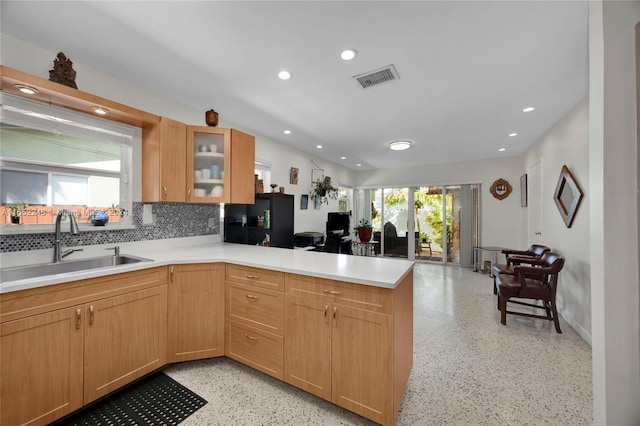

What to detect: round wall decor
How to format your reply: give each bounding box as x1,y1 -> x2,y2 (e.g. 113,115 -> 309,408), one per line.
490,178 -> 512,200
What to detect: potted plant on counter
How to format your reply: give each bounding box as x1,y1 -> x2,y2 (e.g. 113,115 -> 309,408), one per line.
355,218 -> 373,243
310,176 -> 339,204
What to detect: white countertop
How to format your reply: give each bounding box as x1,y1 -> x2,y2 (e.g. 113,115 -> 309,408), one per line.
0,237 -> 414,294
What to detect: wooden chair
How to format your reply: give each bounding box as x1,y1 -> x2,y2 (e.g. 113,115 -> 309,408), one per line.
491,244 -> 551,294
495,252 -> 565,333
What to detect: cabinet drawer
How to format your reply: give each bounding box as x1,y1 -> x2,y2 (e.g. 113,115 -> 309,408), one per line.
227,282 -> 284,335
285,273 -> 392,314
226,264 -> 284,292
226,320 -> 283,380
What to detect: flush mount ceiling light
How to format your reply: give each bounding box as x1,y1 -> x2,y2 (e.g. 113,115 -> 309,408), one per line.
340,156 -> 347,160
356,163 -> 362,167
508,132 -> 518,137
15,84 -> 39,95
340,49 -> 358,61
522,106 -> 535,112
388,140 -> 412,151
278,70 -> 292,80
283,129 -> 291,134
92,106 -> 109,115
499,147 -> 507,152
316,144 -> 323,149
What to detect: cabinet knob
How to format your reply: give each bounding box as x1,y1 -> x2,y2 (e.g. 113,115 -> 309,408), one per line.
246,274 -> 258,279
245,334 -> 258,341
246,294 -> 258,300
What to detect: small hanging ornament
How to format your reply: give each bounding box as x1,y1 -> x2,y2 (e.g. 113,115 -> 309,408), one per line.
205,109 -> 219,127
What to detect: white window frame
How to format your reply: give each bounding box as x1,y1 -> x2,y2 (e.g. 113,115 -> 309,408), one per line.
0,93 -> 136,234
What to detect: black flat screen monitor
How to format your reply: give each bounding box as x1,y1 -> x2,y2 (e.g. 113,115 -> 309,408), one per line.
326,212 -> 350,236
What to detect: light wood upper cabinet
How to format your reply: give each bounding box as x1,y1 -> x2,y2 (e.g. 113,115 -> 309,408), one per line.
143,123 -> 255,204
167,263 -> 225,362
0,306 -> 84,426
142,117 -> 187,202
83,285 -> 168,404
186,126 -> 255,204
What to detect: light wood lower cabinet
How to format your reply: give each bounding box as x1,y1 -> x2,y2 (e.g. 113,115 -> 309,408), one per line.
84,285 -> 168,404
225,264 -> 285,380
0,267 -> 168,426
167,263 -> 225,362
1,306 -> 84,426
284,272 -> 413,426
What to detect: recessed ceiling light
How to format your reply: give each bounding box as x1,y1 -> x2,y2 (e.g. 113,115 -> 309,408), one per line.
316,145 -> 323,149
278,70 -> 291,80
283,130 -> 291,134
522,106 -> 535,112
356,163 -> 362,167
388,140 -> 412,151
498,147 -> 507,152
340,49 -> 358,61
340,156 -> 347,160
508,132 -> 518,137
92,106 -> 109,115
15,84 -> 39,95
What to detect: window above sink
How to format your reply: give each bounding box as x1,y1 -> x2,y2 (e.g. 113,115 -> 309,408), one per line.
0,93 -> 138,229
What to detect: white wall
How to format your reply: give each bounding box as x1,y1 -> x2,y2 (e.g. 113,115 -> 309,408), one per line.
523,98 -> 591,341
589,2 -> 640,424
0,35 -> 357,235
355,156 -> 527,252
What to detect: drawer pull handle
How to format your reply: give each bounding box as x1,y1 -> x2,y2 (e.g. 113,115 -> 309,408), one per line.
333,306 -> 338,326
246,274 -> 258,279
245,334 -> 258,341
76,308 -> 82,329
323,289 -> 342,296
324,305 -> 329,324
246,294 -> 258,300
89,305 -> 95,325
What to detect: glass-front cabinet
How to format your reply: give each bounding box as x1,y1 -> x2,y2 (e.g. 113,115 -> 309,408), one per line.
187,127 -> 228,202
186,126 -> 255,204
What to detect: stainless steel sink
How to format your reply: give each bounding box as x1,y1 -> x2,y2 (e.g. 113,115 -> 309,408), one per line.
0,254 -> 153,282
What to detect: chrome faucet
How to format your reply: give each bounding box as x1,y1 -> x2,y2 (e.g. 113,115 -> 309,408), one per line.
53,209 -> 82,263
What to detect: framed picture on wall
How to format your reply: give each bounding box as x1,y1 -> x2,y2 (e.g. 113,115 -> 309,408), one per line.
520,174 -> 528,207
300,194 -> 308,210
290,167 -> 299,185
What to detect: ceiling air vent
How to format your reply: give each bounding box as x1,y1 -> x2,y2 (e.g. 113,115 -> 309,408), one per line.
353,64 -> 399,89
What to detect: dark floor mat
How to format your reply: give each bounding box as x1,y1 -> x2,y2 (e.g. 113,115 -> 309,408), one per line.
50,372 -> 206,425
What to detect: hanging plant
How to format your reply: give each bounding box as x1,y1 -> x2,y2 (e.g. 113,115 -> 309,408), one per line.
310,176 -> 339,204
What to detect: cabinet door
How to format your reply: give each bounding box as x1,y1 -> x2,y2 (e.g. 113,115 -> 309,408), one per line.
186,126 -> 230,203
83,285 -> 167,404
168,264 -> 225,362
159,117 -> 187,202
1,306 -> 83,426
331,305 -> 393,425
283,294 -> 331,401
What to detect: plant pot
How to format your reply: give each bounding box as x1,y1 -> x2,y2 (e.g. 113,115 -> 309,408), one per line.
10,214 -> 20,224
358,227 -> 372,243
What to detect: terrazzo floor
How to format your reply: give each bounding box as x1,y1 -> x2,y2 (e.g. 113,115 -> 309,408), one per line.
164,263 -> 593,425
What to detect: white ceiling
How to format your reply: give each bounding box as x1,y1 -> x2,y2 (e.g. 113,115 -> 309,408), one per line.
1,1 -> 588,171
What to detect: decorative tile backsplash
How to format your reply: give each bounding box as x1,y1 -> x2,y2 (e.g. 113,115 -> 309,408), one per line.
0,202 -> 220,253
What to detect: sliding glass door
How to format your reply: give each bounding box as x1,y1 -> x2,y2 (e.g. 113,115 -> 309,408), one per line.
357,184 -> 479,265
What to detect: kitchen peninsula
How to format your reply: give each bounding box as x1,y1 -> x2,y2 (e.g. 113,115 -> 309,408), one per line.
0,239 -> 414,426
